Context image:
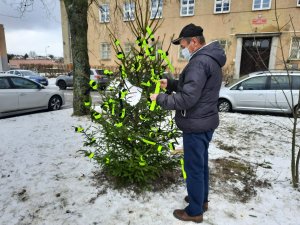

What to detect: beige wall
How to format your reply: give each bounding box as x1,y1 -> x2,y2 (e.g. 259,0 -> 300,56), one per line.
61,0 -> 300,77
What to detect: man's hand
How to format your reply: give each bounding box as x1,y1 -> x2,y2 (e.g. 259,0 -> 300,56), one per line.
150,94 -> 159,101
160,79 -> 167,89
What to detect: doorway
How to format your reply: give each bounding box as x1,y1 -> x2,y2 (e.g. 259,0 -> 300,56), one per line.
240,37 -> 272,76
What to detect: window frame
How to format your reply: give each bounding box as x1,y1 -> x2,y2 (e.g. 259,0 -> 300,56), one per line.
214,0 -> 231,14
99,4 -> 110,23
252,0 -> 272,11
150,0 -> 163,19
100,43 -> 111,60
298,0 -> 300,7
180,0 -> 195,17
289,37 -> 300,60
123,2 -> 135,21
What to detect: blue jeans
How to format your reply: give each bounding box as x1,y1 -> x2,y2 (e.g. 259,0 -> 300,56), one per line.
183,131 -> 214,216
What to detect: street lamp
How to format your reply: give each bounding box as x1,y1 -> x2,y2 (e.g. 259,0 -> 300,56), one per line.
45,45 -> 50,59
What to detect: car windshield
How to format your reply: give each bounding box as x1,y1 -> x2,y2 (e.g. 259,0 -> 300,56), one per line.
225,75 -> 250,87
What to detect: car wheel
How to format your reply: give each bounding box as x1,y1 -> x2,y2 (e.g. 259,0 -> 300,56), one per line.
293,105 -> 300,117
48,95 -> 62,111
218,99 -> 232,112
57,80 -> 67,90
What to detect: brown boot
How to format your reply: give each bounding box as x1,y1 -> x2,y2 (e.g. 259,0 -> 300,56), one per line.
173,209 -> 203,223
184,196 -> 209,212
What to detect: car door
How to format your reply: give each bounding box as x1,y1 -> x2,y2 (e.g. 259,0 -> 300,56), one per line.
231,76 -> 268,111
265,75 -> 293,113
0,77 -> 19,112
10,77 -> 49,110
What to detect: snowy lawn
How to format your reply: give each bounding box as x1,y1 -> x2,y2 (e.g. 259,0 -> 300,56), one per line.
0,109 -> 299,225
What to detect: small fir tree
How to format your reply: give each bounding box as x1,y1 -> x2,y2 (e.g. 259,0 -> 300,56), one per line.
76,0 -> 182,187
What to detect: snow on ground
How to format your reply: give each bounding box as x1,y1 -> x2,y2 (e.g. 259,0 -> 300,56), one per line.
0,109 -> 299,225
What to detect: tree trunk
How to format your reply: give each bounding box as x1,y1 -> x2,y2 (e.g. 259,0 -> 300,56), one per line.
64,0 -> 90,116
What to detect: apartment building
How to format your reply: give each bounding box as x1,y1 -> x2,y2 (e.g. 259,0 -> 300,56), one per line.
60,0 -> 300,78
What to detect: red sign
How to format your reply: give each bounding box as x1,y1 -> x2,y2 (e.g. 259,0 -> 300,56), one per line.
252,18 -> 267,25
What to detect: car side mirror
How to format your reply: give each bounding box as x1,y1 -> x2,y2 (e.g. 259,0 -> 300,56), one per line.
239,86 -> 244,91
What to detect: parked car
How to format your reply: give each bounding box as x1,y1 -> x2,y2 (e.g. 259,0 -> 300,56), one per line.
0,75 -> 64,118
6,69 -> 48,86
55,68 -> 110,90
218,70 -> 300,114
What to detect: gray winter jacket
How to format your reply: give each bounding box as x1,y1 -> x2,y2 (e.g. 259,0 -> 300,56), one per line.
156,41 -> 226,133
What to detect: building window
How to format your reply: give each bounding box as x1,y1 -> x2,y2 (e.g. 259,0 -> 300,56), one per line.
123,2 -> 135,21
101,43 -> 111,60
99,4 -> 110,23
298,0 -> 300,6
124,43 -> 134,58
289,37 -> 300,60
180,0 -> 195,17
214,0 -> 230,13
252,0 -> 271,10
150,0 -> 163,19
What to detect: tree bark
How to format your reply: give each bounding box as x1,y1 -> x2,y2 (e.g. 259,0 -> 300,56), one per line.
63,0 -> 90,116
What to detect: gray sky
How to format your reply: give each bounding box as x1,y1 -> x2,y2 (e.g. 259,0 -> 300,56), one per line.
0,0 -> 63,57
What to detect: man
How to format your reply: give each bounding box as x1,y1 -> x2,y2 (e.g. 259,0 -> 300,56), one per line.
150,23 -> 226,223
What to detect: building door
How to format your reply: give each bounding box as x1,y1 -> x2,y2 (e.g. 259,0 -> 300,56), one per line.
240,37 -> 272,76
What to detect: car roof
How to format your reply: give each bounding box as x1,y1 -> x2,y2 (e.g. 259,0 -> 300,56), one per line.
249,70 -> 300,77
0,75 -> 29,78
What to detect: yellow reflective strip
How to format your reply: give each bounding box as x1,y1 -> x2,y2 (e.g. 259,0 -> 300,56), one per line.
157,145 -> 162,153
120,90 -> 128,99
88,152 -> 94,159
142,138 -> 156,145
117,52 -> 124,59
141,81 -> 151,87
139,155 -> 146,166
180,158 -> 187,180
84,101 -> 91,107
150,81 -> 160,111
128,137 -> 132,141
120,108 -> 126,118
115,40 -> 120,46
139,115 -> 149,121
75,127 -> 84,133
115,122 -> 123,127
89,80 -> 97,89
93,112 -> 102,119
105,157 -> 110,164
168,142 -> 175,151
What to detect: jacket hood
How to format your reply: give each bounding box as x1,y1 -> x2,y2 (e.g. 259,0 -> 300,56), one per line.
192,41 -> 226,67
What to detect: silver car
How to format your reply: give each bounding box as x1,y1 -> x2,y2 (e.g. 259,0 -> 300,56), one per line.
218,71 -> 300,114
0,75 -> 65,118
55,68 -> 110,90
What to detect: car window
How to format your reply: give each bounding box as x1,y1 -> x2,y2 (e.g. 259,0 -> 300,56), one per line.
90,70 -> 93,75
292,76 -> 300,90
9,71 -> 14,74
270,76 -> 291,90
10,77 -> 39,89
0,78 -> 10,89
15,71 -> 21,75
240,76 -> 268,90
95,69 -> 104,75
